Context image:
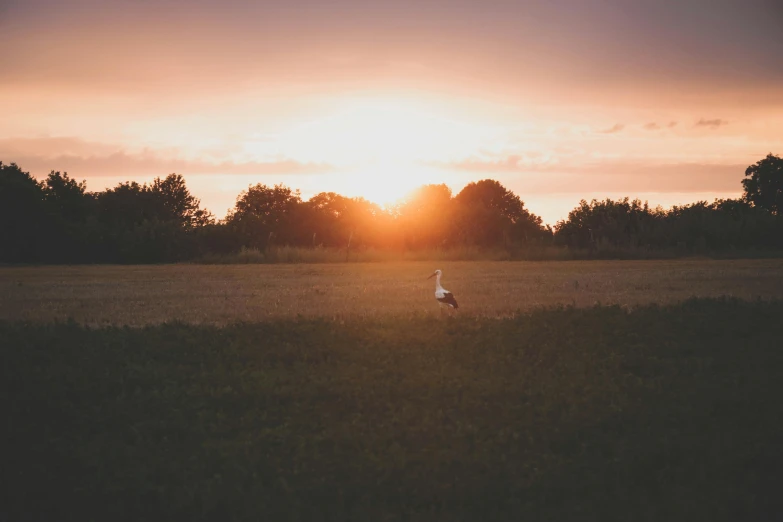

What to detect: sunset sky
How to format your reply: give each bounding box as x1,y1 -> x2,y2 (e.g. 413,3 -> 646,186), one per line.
2,0 -> 782,224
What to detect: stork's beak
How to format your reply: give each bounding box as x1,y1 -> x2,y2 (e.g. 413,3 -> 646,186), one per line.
427,272 -> 437,279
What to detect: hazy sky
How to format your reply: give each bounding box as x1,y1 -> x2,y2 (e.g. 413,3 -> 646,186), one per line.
2,0 -> 782,223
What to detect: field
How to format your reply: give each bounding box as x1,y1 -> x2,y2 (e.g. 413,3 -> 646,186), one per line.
3,260 -> 783,521
3,259 -> 783,324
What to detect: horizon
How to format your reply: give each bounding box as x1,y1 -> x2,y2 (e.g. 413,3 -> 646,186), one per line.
1,157 -> 764,227
2,0 -> 782,225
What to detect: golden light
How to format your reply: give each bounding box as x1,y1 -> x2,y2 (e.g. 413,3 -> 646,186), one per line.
241,96 -> 504,204
332,162 -> 449,206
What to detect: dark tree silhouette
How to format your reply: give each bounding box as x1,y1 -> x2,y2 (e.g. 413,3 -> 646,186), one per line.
554,196 -> 783,254
97,181 -> 160,226
0,162 -> 48,262
228,183 -> 303,249
39,171 -> 97,262
555,198 -> 658,249
743,153 -> 783,214
150,174 -> 214,227
454,179 -> 547,247
43,171 -> 92,222
2,153 -> 782,264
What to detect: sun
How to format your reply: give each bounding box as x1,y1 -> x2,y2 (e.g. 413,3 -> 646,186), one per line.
339,162 -> 446,207
252,95 -> 498,203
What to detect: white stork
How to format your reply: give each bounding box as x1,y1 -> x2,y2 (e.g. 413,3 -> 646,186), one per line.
427,269 -> 459,312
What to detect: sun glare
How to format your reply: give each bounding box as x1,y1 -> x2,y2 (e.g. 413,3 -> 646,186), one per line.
278,98 -> 485,162
241,96 -> 502,204
337,162 -> 447,207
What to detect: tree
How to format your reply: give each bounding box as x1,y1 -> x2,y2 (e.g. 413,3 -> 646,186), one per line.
150,174 -> 213,227
228,183 -> 302,248
301,193 -> 382,248
742,154 -> 783,214
454,179 -> 546,247
89,175 -> 212,262
302,192 -> 351,247
397,184 -> 454,248
0,162 -> 48,261
5,156 -> 783,263
43,171 -> 92,222
555,197 -> 658,249
39,171 -> 96,262
97,181 -> 158,226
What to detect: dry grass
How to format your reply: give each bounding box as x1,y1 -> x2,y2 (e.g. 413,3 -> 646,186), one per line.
3,259 -> 783,325
197,245 -> 783,264
196,245 -> 542,264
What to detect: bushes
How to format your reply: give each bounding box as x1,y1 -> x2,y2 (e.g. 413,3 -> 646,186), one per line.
554,197 -> 783,254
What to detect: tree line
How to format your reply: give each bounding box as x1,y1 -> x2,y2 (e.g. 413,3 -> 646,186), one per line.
1,154 -> 781,263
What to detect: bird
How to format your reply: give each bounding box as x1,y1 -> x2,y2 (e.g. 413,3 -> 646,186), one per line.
427,269 -> 459,312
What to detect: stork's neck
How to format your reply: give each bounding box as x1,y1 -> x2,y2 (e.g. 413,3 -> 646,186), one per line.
434,273 -> 443,290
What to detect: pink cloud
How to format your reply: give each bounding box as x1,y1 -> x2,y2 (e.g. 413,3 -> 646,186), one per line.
441,155 -> 747,194
695,118 -> 729,128
599,123 -> 625,134
0,137 -> 333,177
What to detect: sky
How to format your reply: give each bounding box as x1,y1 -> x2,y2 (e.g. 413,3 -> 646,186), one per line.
1,0 -> 782,224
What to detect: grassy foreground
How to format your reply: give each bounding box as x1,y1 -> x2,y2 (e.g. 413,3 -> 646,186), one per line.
4,259 -> 783,324
3,298 -> 783,521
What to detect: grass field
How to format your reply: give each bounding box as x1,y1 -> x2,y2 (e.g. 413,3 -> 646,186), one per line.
3,298 -> 783,521
3,259 -> 783,324
3,260 -> 783,520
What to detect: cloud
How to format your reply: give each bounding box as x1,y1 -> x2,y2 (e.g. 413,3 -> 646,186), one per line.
0,137 -> 334,177
644,121 -> 678,130
442,154 -> 538,173
695,118 -> 728,128
0,136 -> 120,157
599,123 -> 625,134
441,154 -> 747,194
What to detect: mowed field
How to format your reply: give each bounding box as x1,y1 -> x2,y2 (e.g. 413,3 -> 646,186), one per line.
3,259 -> 783,324
3,260 -> 783,521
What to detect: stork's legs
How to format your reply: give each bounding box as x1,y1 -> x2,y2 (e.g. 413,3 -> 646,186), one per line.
438,303 -> 456,318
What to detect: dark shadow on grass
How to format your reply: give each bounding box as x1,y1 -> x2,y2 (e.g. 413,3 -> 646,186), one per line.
2,298 -> 783,521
